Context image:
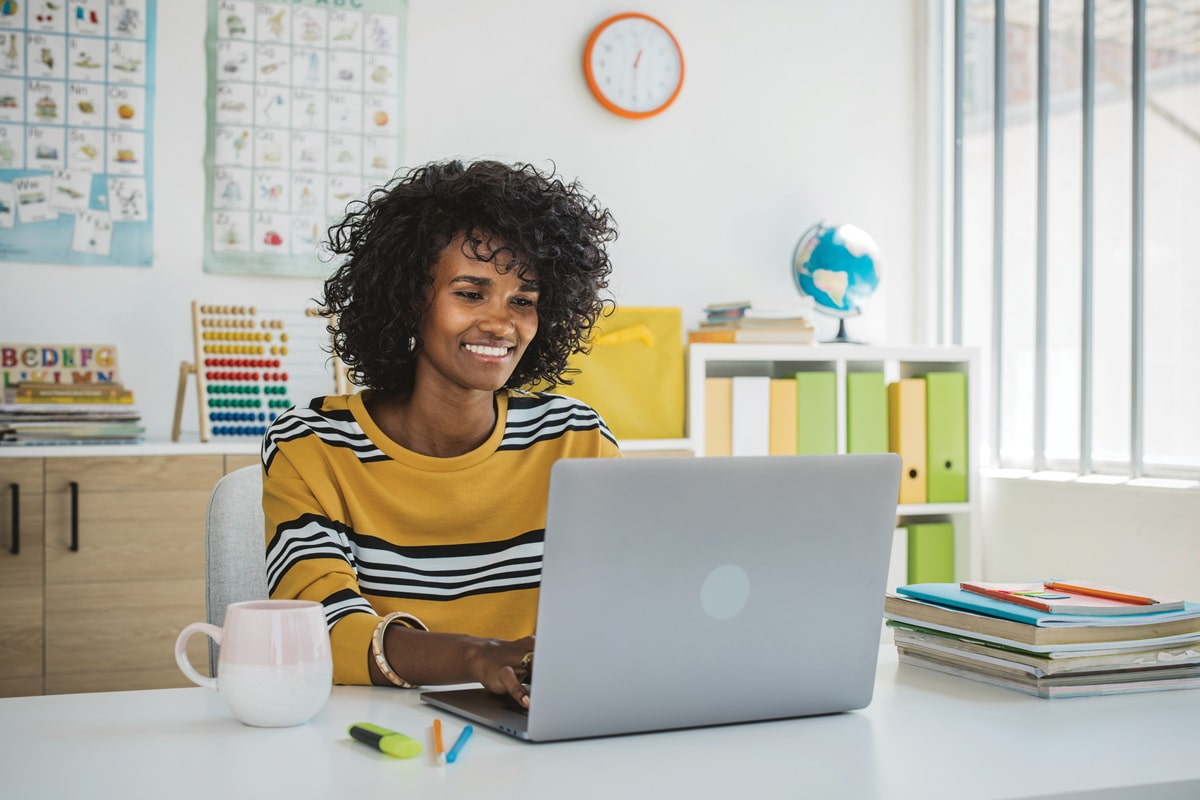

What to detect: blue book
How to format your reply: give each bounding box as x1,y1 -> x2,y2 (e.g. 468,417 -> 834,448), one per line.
896,583 -> 1200,628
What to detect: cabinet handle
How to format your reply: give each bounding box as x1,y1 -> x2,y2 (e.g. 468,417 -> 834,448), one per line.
8,483 -> 17,555
69,481 -> 80,552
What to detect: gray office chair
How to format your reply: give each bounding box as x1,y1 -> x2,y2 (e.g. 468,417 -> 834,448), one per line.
204,464 -> 269,675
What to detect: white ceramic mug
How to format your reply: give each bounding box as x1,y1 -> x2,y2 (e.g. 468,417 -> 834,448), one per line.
175,599 -> 332,727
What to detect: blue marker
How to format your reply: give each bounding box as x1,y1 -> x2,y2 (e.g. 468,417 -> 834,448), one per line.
446,725 -> 474,763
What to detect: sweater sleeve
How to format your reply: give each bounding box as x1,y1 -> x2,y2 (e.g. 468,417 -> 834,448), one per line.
262,445 -> 377,685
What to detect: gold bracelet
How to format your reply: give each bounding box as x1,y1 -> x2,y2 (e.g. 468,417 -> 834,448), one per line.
370,611 -> 427,689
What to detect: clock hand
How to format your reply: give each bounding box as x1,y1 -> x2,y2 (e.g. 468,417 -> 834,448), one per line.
633,49 -> 642,69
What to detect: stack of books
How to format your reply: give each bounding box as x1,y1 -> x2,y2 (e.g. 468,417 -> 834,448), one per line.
884,580 -> 1200,698
0,382 -> 145,445
688,300 -> 815,344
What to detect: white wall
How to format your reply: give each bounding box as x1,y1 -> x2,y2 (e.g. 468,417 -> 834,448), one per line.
982,477 -> 1200,599
1,0 -> 921,442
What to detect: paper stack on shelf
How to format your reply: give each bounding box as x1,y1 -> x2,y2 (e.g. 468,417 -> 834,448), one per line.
688,299 -> 816,344
0,382 -> 145,446
884,581 -> 1200,698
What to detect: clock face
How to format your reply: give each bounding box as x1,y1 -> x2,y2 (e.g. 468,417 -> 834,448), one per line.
584,13 -> 684,119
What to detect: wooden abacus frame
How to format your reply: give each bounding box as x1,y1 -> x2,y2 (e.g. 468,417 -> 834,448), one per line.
172,301 -> 351,442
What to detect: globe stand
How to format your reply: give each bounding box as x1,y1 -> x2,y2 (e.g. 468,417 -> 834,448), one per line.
822,316 -> 865,345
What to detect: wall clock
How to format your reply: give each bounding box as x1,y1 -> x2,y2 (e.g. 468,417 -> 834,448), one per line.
583,12 -> 684,119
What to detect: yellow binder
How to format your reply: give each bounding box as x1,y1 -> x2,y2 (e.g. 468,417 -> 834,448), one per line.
705,377 -> 732,456
887,378 -> 927,504
768,378 -> 798,455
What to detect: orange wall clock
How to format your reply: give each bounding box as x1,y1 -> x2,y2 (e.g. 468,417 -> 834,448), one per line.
583,12 -> 684,119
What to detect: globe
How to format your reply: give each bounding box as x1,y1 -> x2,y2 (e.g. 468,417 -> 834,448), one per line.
792,222 -> 881,344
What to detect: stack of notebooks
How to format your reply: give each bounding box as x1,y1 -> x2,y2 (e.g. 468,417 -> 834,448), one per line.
885,579 -> 1200,698
0,382 -> 145,445
688,300 -> 815,344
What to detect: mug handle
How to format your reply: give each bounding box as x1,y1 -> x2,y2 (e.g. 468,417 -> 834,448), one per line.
175,622 -> 222,689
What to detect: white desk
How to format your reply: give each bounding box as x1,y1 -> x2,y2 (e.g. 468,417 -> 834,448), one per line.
3,649 -> 1199,800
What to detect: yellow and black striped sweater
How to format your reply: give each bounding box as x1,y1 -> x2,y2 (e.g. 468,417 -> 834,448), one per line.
262,389 -> 621,684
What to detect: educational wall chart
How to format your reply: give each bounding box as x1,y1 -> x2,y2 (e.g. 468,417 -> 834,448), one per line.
203,0 -> 406,277
0,0 -> 155,266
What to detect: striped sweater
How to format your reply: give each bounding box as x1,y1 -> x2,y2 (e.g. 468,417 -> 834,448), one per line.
262,389 -> 621,684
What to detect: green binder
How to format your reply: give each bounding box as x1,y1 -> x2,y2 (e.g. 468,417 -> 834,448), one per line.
846,371 -> 888,453
793,371 -> 836,454
924,371 -> 968,503
907,522 -> 954,583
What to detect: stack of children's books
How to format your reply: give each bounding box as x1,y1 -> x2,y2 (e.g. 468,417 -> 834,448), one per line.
884,579 -> 1200,698
688,300 -> 815,344
0,382 -> 145,445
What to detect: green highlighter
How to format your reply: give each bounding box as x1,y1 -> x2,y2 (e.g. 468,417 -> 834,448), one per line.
348,722 -> 423,759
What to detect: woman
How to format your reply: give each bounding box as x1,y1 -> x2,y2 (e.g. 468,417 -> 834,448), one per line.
263,159 -> 621,708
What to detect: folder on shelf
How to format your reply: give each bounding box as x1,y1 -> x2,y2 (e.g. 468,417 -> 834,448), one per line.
907,522 -> 954,583
768,378 -> 798,455
887,378 -> 927,503
887,526 -> 909,592
924,371 -> 968,503
794,371 -> 836,455
846,371 -> 888,453
731,376 -> 771,456
704,377 -> 733,456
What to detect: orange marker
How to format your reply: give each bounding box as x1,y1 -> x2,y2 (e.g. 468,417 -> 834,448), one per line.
433,718 -> 446,765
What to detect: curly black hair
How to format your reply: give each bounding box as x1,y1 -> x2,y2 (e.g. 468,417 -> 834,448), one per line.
320,159 -> 618,395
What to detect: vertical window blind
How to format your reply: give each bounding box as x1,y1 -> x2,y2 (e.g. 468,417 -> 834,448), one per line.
951,0 -> 1200,478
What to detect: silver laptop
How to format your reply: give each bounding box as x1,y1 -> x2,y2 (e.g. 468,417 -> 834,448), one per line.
421,453 -> 902,742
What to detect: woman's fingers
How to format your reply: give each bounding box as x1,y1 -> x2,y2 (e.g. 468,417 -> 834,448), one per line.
498,664 -> 530,708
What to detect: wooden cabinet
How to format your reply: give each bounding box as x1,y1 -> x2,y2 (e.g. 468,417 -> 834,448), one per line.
42,455 -> 224,694
0,460 -> 45,697
0,449 -> 259,697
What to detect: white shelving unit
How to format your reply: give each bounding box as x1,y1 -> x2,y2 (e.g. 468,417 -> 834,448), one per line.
686,343 -> 981,580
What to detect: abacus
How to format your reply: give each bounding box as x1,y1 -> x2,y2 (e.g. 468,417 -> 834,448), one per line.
172,301 -> 351,442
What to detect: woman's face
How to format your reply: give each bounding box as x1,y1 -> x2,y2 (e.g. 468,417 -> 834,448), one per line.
413,237 -> 540,396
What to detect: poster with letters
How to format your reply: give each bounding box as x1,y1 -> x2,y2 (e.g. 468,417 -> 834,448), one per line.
0,0 -> 155,266
202,0 -> 406,277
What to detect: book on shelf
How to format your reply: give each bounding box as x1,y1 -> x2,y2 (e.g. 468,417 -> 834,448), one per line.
895,583 -> 1200,627
895,647 -> 1200,699
0,387 -> 144,445
691,300 -> 815,344
702,300 -> 752,317
883,593 -> 1200,651
687,326 -> 815,344
5,381 -> 134,404
960,580 -> 1186,616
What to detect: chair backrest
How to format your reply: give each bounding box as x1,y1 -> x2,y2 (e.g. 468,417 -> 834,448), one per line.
205,465 -> 268,673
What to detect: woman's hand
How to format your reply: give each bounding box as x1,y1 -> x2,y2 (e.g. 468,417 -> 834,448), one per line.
374,627 -> 535,708
467,634 -> 535,708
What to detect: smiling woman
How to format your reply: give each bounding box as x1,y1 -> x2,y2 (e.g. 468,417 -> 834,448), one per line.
261,159 -> 622,710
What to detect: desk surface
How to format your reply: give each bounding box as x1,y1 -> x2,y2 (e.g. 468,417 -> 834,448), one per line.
3,649 -> 1199,800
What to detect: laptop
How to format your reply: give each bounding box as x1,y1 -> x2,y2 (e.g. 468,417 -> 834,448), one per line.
420,453 -> 902,742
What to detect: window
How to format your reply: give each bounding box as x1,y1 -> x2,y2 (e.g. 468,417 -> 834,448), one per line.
952,0 -> 1200,477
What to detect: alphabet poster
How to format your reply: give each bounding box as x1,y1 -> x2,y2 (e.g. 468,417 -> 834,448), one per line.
0,0 -> 155,266
202,0 -> 406,277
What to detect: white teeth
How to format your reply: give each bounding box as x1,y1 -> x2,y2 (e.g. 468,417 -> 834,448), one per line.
464,344 -> 509,357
